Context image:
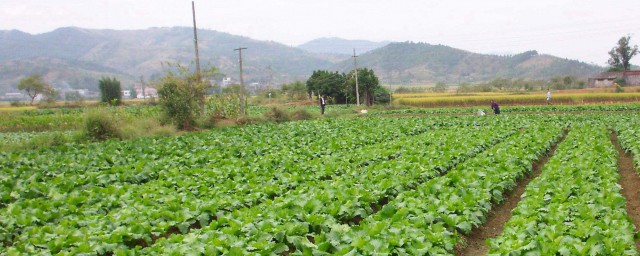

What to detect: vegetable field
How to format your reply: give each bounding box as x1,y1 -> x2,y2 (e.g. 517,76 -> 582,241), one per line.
2,111 -> 640,255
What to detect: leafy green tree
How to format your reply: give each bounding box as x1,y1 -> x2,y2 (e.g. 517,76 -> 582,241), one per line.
345,68 -> 387,106
17,75 -> 53,105
155,63 -> 221,130
99,77 -> 122,106
306,70 -> 347,103
608,35 -> 638,71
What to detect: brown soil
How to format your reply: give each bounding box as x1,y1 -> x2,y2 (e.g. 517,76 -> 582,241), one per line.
456,129 -> 568,256
611,132 -> 640,252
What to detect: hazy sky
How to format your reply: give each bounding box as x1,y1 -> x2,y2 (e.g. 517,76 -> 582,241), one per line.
1,0 -> 639,66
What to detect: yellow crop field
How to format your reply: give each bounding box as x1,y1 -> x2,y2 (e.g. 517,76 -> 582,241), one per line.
394,92 -> 640,107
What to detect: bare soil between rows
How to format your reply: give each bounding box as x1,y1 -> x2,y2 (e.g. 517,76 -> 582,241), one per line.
456,129 -> 568,256
611,132 -> 640,252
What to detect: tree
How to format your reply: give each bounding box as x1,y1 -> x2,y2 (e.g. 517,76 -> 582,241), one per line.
608,35 -> 638,71
155,63 -> 221,130
99,77 -> 122,105
306,70 -> 347,103
432,82 -> 448,93
17,75 -> 52,105
129,86 -> 138,99
281,81 -> 307,100
345,68 -> 387,106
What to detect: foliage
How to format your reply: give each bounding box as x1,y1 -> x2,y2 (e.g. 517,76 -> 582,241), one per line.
280,81 -> 308,100
608,35 -> 638,71
291,108 -> 314,121
129,86 -> 138,99
489,125 -> 637,255
345,68 -> 387,106
263,107 -> 291,123
98,77 -> 122,106
5,113 -> 640,255
82,108 -> 121,141
432,82 -> 448,93
306,70 -> 347,103
17,75 -> 54,105
155,63 -> 221,130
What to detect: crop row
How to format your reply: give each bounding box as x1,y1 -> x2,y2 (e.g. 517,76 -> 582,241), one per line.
1,116 -> 506,254
488,124 -> 637,255
4,116 -> 517,254
134,118 -> 562,255
615,115 -> 640,172
308,121 -> 565,255
1,116 -> 454,207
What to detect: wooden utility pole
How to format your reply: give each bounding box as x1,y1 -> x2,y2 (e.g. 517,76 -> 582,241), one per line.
192,1 -> 201,80
235,47 -> 247,115
352,48 -> 360,106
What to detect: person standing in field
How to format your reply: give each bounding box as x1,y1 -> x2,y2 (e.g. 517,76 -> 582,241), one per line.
490,100 -> 500,114
546,88 -> 552,105
320,95 -> 326,115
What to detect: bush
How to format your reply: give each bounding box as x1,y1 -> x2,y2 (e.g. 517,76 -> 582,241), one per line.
83,109 -> 121,141
291,108 -> 314,121
263,107 -> 290,123
156,63 -> 220,130
10,100 -> 25,107
236,115 -> 264,126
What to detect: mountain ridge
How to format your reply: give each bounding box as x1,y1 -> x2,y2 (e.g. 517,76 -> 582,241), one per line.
0,27 -> 604,94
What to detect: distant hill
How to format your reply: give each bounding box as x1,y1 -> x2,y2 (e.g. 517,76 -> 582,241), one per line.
332,42 -> 604,84
0,27 -> 336,93
298,37 -> 391,55
0,28 -> 605,94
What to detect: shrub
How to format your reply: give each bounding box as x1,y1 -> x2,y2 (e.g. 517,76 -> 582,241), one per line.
83,109 -> 121,141
263,107 -> 290,123
155,63 -> 221,130
291,108 -> 314,121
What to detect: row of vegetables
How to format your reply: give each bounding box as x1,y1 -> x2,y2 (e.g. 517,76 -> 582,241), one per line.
2,113 -> 640,255
489,123 -> 637,255
1,116 -> 498,254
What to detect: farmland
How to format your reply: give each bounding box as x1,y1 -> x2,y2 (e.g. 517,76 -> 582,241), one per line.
2,106 -> 640,255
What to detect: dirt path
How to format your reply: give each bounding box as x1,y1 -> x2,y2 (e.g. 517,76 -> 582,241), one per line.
611,132 -> 640,252
456,129 -> 568,256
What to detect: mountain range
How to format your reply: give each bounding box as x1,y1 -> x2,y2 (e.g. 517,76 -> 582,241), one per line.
0,27 -> 604,94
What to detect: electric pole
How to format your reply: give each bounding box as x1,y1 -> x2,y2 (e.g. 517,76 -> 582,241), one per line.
192,1 -> 201,80
235,47 -> 247,115
352,48 -> 360,106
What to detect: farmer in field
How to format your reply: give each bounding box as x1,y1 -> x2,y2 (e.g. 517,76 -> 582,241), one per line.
490,100 -> 500,114
546,88 -> 551,105
320,95 -> 326,115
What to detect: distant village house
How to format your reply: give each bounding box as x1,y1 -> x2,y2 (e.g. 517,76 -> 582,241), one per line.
588,70 -> 640,87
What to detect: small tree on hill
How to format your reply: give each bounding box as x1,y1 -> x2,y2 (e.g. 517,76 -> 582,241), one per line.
18,75 -> 53,105
99,77 -> 122,105
608,35 -> 638,71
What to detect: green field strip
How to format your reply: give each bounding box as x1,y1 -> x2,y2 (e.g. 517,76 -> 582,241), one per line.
0,116 -> 455,210
1,116 -> 496,254
1,117 -> 455,249
0,117 -> 416,203
311,122 -> 565,255
488,124 -> 637,255
615,115 -> 640,173
134,120 -> 518,255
